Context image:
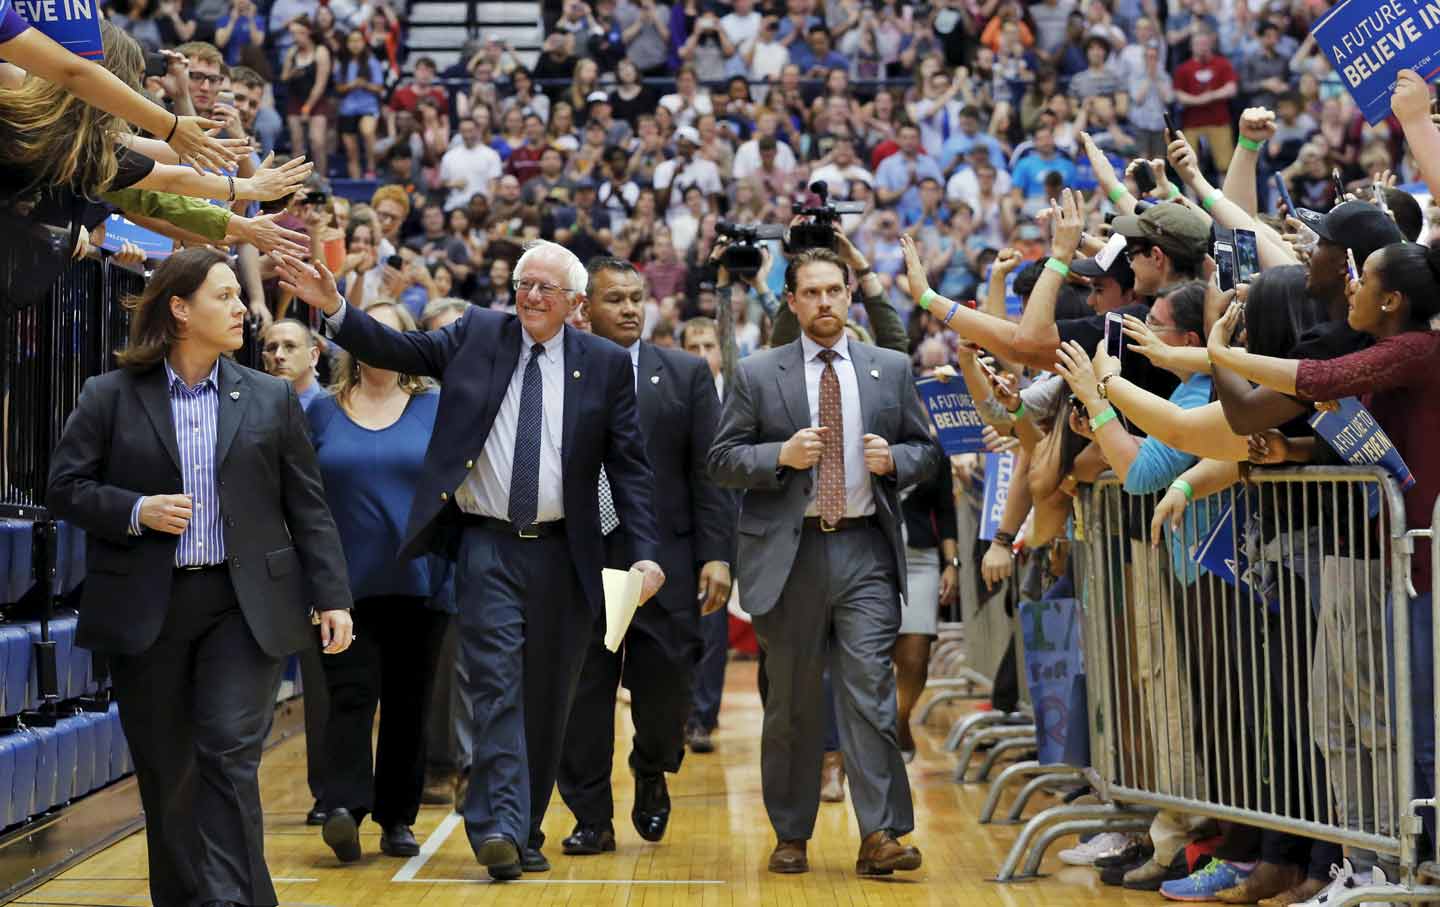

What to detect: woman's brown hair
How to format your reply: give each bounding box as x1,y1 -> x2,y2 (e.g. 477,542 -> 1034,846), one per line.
328,300 -> 433,400
115,248 -> 234,369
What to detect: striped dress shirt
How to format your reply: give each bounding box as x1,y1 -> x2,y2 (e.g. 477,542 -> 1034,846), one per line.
127,360 -> 227,566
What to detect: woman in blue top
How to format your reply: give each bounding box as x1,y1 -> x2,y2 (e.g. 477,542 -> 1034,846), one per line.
334,29 -> 385,179
306,300 -> 449,864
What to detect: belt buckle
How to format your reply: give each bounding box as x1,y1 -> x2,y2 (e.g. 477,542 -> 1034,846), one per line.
820,519 -> 838,533
517,525 -> 539,539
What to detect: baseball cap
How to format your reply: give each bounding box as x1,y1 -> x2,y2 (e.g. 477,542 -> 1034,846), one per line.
586,91 -> 610,105
1295,201 -> 1403,267
675,125 -> 701,146
1071,233 -> 1135,290
1111,202 -> 1210,264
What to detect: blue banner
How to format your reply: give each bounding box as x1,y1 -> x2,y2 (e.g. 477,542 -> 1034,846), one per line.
1311,0 -> 1440,125
1308,396 -> 1414,516
98,214 -> 173,260
915,377 -> 987,455
1192,491 -> 1277,606
979,451 -> 1015,541
9,0 -> 103,58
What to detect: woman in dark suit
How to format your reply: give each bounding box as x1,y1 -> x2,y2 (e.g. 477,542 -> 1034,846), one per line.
46,248 -> 353,907
306,299 -> 450,863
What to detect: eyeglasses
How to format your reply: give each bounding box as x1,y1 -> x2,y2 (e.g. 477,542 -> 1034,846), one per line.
188,71 -> 225,86
513,277 -> 574,300
1123,242 -> 1152,262
1144,318 -> 1182,333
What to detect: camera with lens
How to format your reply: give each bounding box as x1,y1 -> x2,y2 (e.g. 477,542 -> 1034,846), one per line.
716,220 -> 785,279
787,181 -> 866,254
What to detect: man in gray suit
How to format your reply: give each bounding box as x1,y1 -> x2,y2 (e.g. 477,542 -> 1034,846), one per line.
707,247 -> 941,877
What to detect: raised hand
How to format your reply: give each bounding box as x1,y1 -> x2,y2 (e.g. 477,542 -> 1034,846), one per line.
274,254 -> 342,315
243,153 -> 313,201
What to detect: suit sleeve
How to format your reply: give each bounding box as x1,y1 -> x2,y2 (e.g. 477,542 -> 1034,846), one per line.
278,384 -> 353,613
331,299 -> 467,380
889,367 -> 943,491
46,377 -> 142,545
685,358 -> 736,565
706,361 -> 789,491
604,352 -> 661,566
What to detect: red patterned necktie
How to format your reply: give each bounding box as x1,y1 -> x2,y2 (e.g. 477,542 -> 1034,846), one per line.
816,349 -> 846,526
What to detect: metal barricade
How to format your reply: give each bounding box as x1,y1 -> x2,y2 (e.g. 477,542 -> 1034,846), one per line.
1054,466 -> 1439,898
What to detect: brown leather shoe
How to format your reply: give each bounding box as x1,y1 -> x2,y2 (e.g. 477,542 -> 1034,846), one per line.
856,829 -> 922,876
820,752 -> 846,803
768,839 -> 809,874
1217,861 -> 1304,904
421,771 -> 455,806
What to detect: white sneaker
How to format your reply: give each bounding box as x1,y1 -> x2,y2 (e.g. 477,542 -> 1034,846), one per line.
1296,860 -> 1360,907
1358,865 -> 1409,907
1057,831 -> 1131,866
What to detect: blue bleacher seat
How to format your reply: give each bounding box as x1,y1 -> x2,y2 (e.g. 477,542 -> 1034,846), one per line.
4,732 -> 35,824
1,521 -> 30,604
0,735 -> 18,827
0,625 -> 30,717
107,702 -> 129,778
0,524 -> 11,607
31,726 -> 57,813
24,618 -> 77,706
90,710 -> 114,786
52,721 -> 76,805
70,715 -> 95,795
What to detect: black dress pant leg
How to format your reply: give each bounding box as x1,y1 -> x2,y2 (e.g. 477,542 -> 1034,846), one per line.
624,616 -> 694,778
319,600 -> 384,819
373,605 -> 450,827
298,642 -> 329,804
557,632 -> 624,826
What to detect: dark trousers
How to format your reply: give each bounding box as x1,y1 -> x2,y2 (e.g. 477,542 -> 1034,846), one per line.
320,595 -> 448,827
456,525 -> 591,851
110,569 -> 284,907
558,577 -> 694,826
690,607 -> 728,732
425,618 -> 467,777
298,643 -> 328,803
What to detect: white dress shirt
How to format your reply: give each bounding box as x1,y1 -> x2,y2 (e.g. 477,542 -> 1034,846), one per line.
799,333 -> 873,519
324,301 -> 567,522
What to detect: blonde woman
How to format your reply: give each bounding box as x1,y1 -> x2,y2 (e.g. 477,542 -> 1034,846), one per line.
306,299 -> 450,864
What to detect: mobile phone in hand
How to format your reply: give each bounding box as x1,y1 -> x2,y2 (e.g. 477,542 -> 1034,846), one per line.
1163,112 -> 1176,136
1233,228 -> 1259,285
1331,168 -> 1347,202
1214,240 -> 1236,292
1132,162 -> 1157,196
1104,311 -> 1125,360
1272,171 -> 1295,215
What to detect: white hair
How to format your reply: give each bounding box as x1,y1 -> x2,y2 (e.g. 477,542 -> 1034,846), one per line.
515,240 -> 588,295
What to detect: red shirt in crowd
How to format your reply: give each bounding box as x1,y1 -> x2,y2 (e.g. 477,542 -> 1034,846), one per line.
389,81 -> 449,116
1296,330 -> 1440,591
1174,53 -> 1237,128
506,145 -> 544,185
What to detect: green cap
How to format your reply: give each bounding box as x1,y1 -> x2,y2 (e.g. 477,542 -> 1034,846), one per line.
1111,202 -> 1210,264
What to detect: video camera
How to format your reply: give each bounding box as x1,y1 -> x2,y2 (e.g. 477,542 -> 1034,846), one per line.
787,181 -> 866,254
716,220 -> 785,279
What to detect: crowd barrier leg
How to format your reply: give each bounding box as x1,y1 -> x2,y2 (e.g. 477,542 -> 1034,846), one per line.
1002,769 -> 1087,824
943,709 -> 1005,752
992,802 -> 1156,882
955,723 -> 1034,782
978,760 -> 1047,823
973,734 -> 1038,782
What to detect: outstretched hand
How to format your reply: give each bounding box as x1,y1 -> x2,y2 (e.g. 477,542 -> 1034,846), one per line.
274,254 -> 342,316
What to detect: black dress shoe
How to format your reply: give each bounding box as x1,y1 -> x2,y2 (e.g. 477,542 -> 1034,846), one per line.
521,843 -> 550,872
1099,847 -> 1154,886
322,808 -> 362,863
632,772 -> 671,843
475,833 -> 521,881
379,824 -> 420,857
306,803 -> 327,826
1095,841 -> 1151,869
562,823 -> 617,855
684,722 -> 715,754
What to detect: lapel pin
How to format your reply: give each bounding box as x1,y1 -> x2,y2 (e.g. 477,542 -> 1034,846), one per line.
572,370 -> 581,379
870,369 -> 880,379
229,390 -> 240,400
650,375 -> 660,384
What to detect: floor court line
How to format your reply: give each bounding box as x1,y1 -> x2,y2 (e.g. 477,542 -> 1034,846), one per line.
390,810 -> 462,882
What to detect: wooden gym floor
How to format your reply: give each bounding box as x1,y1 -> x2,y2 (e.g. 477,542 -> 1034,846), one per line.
18,661 -> 1160,907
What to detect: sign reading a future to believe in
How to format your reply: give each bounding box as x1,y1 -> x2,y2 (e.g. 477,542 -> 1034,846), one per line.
1312,0 -> 1440,125
915,377 -> 988,455
8,0 -> 103,58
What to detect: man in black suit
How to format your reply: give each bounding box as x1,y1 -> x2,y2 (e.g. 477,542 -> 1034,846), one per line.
556,259 -> 735,855
276,241 -> 665,880
47,248 -> 353,907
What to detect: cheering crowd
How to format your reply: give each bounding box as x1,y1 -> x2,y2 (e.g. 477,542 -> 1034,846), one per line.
5,0 -> 1440,904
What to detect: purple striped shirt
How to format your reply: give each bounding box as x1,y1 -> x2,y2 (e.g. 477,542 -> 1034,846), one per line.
128,360 -> 226,566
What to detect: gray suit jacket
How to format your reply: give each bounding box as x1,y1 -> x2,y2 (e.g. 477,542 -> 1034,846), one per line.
706,338 -> 942,617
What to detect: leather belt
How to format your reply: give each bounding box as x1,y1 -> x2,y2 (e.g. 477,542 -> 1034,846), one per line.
175,563 -> 227,573
461,515 -> 567,539
803,515 -> 877,533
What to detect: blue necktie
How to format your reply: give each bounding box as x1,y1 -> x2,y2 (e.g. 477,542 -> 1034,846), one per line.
508,342 -> 545,531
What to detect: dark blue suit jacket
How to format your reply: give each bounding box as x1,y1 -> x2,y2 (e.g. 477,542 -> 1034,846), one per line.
331,303 -> 660,617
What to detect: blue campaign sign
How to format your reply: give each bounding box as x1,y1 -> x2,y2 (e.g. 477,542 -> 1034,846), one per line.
1192,491 -> 1277,607
9,0 -> 103,58
1311,0 -> 1440,125
1308,397 -> 1414,516
979,451 -> 1015,541
915,378 -> 987,455
99,214 -> 173,260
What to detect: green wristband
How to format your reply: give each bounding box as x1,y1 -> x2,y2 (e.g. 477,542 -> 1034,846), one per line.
919,289 -> 939,311
1237,136 -> 1263,152
1044,257 -> 1070,277
1108,185 -> 1126,204
1008,400 -> 1026,420
1171,478 -> 1194,502
1167,185 -> 1182,200
1088,406 -> 1118,432
1202,191 -> 1222,212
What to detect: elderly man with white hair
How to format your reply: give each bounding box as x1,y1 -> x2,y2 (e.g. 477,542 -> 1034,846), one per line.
277,241 -> 666,881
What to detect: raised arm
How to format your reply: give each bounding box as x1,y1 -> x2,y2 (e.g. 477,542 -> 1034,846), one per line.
1392,69 -> 1440,203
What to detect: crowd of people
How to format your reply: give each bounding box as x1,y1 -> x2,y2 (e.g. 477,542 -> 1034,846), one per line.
6,0 -> 1440,904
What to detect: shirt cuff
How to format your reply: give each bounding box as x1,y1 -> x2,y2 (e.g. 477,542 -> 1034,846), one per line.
128,496 -> 144,536
324,300 -> 348,332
